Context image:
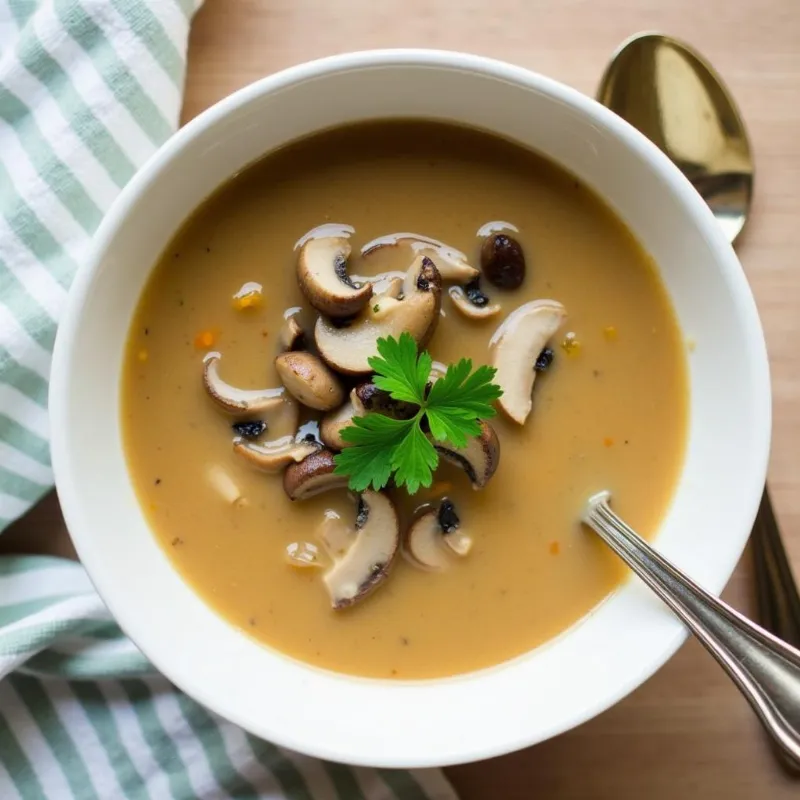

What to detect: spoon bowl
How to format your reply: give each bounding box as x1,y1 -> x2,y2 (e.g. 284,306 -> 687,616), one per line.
597,32 -> 754,244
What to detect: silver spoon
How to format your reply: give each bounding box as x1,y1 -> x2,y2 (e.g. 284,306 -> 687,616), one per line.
583,492 -> 800,769
596,32 -> 800,649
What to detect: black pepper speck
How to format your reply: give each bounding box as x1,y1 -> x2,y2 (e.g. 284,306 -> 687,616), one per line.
534,348 -> 554,372
438,498 -> 460,533
232,420 -> 267,439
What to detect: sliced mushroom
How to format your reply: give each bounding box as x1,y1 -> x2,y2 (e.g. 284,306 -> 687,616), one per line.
275,351 -> 345,411
362,232 -> 479,284
203,352 -> 297,423
490,299 -> 567,424
315,255 -> 442,374
233,435 -> 320,473
405,500 -> 472,571
285,541 -> 324,568
434,420 -> 500,489
297,236 -> 372,318
320,389 -> 366,450
283,448 -> 349,500
323,491 -> 400,610
449,285 -> 501,320
278,314 -> 304,351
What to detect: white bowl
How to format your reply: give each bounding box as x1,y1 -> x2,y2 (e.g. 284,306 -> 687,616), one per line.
50,50 -> 770,767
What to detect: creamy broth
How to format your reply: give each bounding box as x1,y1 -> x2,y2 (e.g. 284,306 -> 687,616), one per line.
122,121 -> 688,679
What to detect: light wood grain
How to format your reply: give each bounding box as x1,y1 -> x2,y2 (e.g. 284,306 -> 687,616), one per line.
6,0 -> 800,796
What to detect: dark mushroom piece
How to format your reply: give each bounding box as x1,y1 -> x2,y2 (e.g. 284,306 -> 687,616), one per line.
480,233 -> 526,290
297,235 -> 373,318
283,448 -> 349,500
434,420 -> 500,489
315,255 -> 442,375
323,491 -> 400,610
275,351 -> 345,411
489,300 -> 567,424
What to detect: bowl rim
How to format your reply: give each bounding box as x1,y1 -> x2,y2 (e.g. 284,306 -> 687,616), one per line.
50,48 -> 771,766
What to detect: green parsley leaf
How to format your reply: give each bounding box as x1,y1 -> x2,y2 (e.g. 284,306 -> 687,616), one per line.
333,335 -> 503,494
390,419 -> 438,494
368,332 -> 430,405
334,414 -> 414,491
426,358 -> 503,419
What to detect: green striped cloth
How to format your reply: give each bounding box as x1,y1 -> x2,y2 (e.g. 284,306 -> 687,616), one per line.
0,3 -> 458,797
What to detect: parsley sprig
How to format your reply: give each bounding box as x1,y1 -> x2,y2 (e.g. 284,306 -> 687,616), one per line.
334,334 -> 502,493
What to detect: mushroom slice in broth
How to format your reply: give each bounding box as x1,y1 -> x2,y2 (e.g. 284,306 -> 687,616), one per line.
233,435 -> 319,473
448,284 -> 501,320
362,232 -> 479,284
275,351 -> 345,411
490,299 -> 567,424
434,420 -> 500,489
203,352 -> 294,418
405,499 -> 473,571
283,448 -> 348,500
323,491 -> 400,610
315,255 -> 442,375
296,234 -> 372,318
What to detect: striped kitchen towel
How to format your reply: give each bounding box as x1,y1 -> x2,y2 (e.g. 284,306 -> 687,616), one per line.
0,2 -> 458,797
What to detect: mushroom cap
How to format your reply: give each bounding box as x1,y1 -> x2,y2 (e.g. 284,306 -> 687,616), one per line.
319,390 -> 366,450
448,285 -> 502,320
297,236 -> 372,318
233,435 -> 320,473
203,352 -> 294,418
315,255 -> 442,375
283,448 -> 349,500
275,351 -> 345,411
323,490 -> 400,610
434,420 -> 500,489
490,299 -> 567,424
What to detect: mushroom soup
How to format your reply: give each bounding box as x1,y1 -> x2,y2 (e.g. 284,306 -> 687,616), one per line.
122,121 -> 688,679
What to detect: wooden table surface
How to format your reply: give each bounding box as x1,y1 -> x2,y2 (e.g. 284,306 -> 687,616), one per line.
5,0 -> 800,797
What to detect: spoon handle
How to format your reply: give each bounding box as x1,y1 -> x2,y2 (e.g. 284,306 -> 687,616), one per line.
752,488 -> 800,649
583,492 -> 800,769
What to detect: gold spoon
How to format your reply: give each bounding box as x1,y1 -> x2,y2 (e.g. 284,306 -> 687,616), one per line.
597,32 -> 800,650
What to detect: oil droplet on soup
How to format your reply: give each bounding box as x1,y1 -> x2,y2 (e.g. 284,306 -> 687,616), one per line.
121,121 -> 688,679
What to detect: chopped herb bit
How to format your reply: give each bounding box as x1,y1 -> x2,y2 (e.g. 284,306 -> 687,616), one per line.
171,537 -> 183,546
232,420 -> 267,439
534,348 -> 554,372
373,304 -> 380,313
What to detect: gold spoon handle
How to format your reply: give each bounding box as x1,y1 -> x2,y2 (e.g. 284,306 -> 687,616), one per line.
753,489 -> 800,649
583,492 -> 800,770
